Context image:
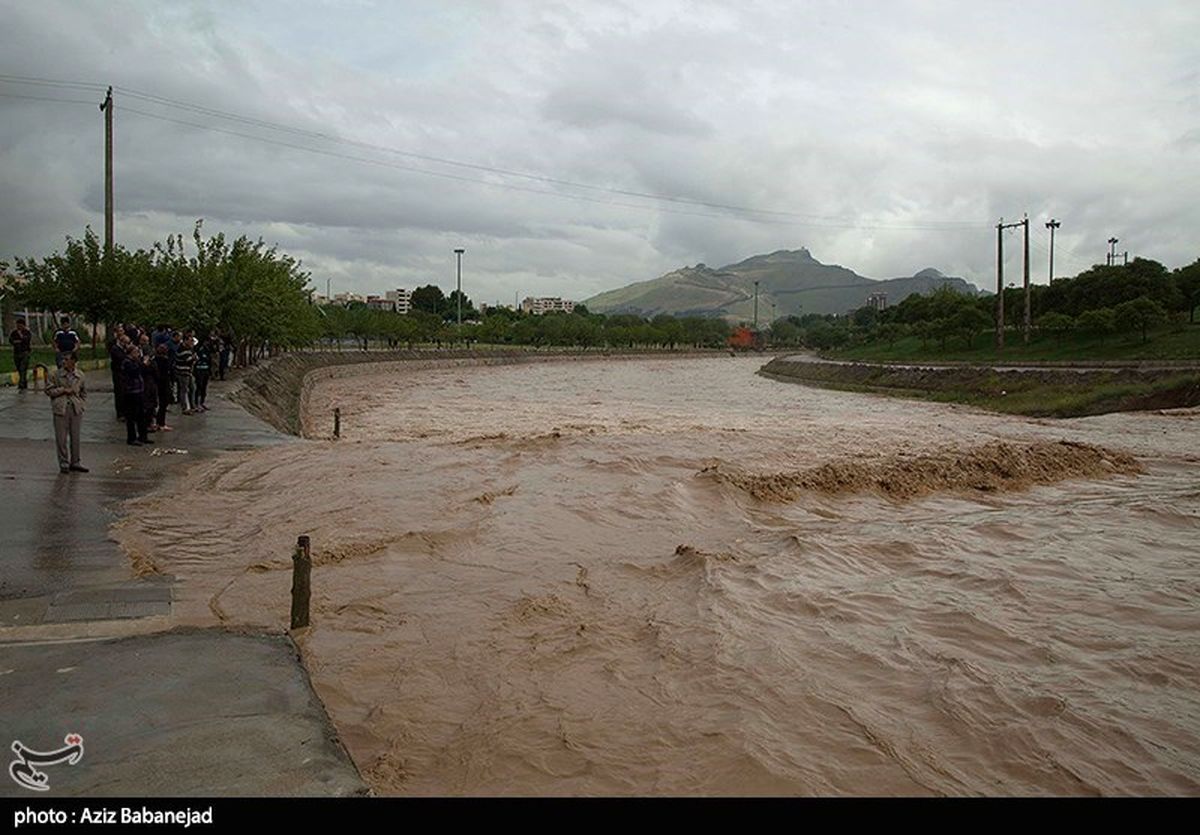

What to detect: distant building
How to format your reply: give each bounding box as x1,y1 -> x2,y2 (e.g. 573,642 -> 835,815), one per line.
333,292 -> 366,305
866,292 -> 888,311
366,295 -> 394,311
385,288 -> 412,315
521,296 -> 575,315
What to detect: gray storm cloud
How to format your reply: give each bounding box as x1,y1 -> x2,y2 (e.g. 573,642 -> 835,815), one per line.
1,0 -> 1196,302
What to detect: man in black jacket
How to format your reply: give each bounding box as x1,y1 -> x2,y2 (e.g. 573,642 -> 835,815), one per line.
8,317 -> 32,390
121,346 -> 152,446
53,317 -> 79,369
108,331 -> 127,419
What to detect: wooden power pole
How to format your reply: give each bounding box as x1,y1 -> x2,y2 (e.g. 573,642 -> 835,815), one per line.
996,220 -> 1004,350
1022,214 -> 1031,344
995,217 -> 1026,350
100,86 -> 113,256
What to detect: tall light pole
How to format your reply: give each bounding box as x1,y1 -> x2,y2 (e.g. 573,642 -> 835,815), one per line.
753,280 -> 759,329
454,248 -> 465,327
1107,237 -> 1119,267
1045,218 -> 1060,283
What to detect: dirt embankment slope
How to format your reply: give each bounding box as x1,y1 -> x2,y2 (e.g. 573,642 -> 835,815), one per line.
760,356 -> 1200,417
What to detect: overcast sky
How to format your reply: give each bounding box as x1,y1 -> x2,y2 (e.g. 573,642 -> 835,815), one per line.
1,0 -> 1197,303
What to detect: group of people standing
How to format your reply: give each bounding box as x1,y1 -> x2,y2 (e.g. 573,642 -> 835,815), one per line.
108,323 -> 231,446
6,315 -> 235,472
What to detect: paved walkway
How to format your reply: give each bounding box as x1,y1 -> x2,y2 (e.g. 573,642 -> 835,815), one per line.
0,371 -> 368,796
0,630 -> 364,797
0,378 -> 287,613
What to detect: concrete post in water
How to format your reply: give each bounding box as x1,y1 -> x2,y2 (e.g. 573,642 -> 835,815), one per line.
334,407 -> 341,439
291,535 -> 311,630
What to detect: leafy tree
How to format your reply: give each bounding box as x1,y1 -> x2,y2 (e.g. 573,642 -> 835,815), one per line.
932,316 -> 958,350
410,284 -> 446,315
769,318 -> 802,346
1175,259 -> 1200,324
444,289 -> 476,322
851,305 -> 878,329
1113,297 -> 1167,343
1037,312 -> 1075,345
876,322 -> 906,347
15,226 -> 133,351
1076,308 -> 1116,345
954,307 -> 993,348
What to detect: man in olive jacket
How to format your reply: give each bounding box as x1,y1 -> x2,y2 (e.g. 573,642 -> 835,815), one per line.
46,353 -> 89,473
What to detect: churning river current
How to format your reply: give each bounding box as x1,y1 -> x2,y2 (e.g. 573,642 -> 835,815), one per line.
115,355 -> 1200,795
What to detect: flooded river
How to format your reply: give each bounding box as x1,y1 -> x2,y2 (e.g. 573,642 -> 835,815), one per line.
115,355 -> 1200,795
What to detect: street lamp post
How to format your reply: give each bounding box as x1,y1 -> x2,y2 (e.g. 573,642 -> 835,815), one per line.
454,248 -> 465,328
753,280 -> 759,329
1045,219 -> 1060,283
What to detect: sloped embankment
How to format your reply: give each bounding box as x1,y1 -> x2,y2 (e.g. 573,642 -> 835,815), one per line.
231,348 -> 718,436
759,356 -> 1200,417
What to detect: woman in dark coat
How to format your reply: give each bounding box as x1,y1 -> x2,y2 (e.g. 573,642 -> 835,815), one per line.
153,344 -> 173,432
141,351 -> 160,432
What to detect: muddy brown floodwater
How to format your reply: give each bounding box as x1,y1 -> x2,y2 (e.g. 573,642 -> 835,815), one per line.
115,356 -> 1200,796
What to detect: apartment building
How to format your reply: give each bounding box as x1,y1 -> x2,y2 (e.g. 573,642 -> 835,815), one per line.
520,296 -> 576,315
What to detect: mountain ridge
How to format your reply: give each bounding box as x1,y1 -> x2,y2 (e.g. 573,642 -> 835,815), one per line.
584,249 -> 979,319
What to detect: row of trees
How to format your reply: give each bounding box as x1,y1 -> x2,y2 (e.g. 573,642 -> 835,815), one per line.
768,256 -> 1199,352
8,225 -> 737,357
12,224 -> 1195,360
317,303 -> 734,350
12,224 -> 319,363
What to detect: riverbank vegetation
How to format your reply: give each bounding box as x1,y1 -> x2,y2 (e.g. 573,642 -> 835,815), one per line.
10,226 -> 1197,367
7,225 -> 735,366
766,257 -> 1200,363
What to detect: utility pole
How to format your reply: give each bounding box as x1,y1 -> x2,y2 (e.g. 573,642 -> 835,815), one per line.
753,280 -> 759,329
1045,218 -> 1060,284
995,217 -> 1025,350
1022,214 -> 1031,344
1123,251 -> 1128,266
454,248 -> 465,327
997,220 -> 1004,349
1107,237 -> 1119,266
99,86 -> 113,256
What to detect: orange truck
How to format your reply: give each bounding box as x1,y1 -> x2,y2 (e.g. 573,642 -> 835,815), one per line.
727,326 -> 765,351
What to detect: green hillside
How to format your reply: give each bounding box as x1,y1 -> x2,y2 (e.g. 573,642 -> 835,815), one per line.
585,249 -> 979,319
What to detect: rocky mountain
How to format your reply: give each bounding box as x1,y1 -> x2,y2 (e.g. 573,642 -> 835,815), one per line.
584,249 -> 980,319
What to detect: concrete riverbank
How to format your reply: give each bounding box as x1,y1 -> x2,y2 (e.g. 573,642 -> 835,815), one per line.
232,347 -> 724,437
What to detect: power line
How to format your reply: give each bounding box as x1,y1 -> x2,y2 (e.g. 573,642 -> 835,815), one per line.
0,74 -> 108,92
114,83 -> 984,227
2,73 -> 990,230
115,103 -> 994,232
0,91 -> 100,106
